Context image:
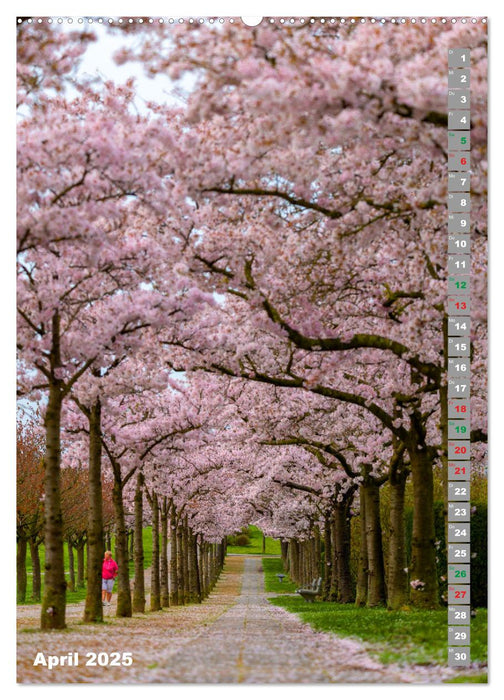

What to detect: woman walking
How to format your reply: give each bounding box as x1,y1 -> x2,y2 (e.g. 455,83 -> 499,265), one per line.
102,551 -> 118,606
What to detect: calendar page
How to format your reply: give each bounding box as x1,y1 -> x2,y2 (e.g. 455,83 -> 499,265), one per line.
15,5 -> 488,688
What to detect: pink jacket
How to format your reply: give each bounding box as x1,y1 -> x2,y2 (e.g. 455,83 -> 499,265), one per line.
102,558 -> 118,580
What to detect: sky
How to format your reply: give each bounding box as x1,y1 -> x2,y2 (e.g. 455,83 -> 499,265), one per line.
76,23 -> 187,108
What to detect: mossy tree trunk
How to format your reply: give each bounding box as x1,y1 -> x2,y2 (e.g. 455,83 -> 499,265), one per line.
149,491 -> 161,611
40,346 -> 67,630
182,517 -> 190,603
408,440 -> 440,609
17,537 -> 27,603
323,513 -> 333,600
333,500 -> 354,603
363,476 -> 387,607
170,507 -> 179,606
67,539 -> 75,592
29,537 -> 42,601
133,470 -> 145,613
189,529 -> 202,603
111,479 -> 132,617
84,398 -> 104,623
160,497 -> 170,608
75,540 -> 85,589
176,514 -> 185,605
355,485 -> 368,607
387,467 -> 409,610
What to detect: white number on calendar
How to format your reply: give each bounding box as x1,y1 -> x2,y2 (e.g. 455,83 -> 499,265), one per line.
454,611 -> 467,619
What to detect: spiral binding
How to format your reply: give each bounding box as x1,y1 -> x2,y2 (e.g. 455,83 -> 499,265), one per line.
17,17 -> 488,25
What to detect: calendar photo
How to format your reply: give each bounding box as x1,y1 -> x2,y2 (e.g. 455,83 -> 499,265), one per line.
15,8 -> 488,686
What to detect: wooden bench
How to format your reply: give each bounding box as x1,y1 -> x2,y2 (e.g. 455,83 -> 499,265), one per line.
296,577 -> 322,603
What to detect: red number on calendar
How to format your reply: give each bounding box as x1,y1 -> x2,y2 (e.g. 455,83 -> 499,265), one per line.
455,405 -> 467,413
454,467 -> 466,475
461,157 -> 467,165
455,590 -> 466,599
454,446 -> 467,454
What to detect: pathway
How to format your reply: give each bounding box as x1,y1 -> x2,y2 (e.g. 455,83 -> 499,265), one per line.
17,556 -> 459,683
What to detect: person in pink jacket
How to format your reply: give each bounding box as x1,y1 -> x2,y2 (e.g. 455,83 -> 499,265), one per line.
101,551 -> 118,606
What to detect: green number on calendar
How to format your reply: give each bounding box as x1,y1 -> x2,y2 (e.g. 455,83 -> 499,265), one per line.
455,426 -> 467,433
455,570 -> 467,578
455,281 -> 467,289
461,136 -> 467,144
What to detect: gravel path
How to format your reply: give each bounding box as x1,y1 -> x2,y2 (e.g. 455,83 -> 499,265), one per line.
149,557 -> 456,684
17,556 -> 461,684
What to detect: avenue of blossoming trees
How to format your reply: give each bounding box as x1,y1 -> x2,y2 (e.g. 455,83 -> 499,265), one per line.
17,19 -> 487,630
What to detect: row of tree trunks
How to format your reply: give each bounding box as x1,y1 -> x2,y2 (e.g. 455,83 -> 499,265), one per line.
281,463 -> 412,610
284,536 -> 320,586
129,486 -> 225,613
17,533 -> 43,603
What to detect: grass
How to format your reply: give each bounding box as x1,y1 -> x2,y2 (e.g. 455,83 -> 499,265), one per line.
445,673 -> 487,683
262,557 -> 297,593
226,525 -> 281,555
18,528 -> 154,605
269,597 -> 488,668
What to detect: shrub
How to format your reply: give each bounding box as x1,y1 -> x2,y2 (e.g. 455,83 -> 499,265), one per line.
235,534 -> 250,547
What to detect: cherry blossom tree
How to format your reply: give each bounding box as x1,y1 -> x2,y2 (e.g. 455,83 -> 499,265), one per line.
115,18 -> 487,608
17,18 -> 488,627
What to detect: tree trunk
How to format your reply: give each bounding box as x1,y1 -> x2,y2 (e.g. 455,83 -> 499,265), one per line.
84,399 -> 104,623
17,537 -> 27,603
387,471 -> 409,610
409,445 -> 440,608
41,369 -> 66,630
170,508 -> 179,606
160,498 -> 170,608
289,539 -> 300,584
323,514 -> 332,600
363,479 -> 387,606
355,486 -> 368,607
150,492 -> 161,611
67,539 -> 75,592
182,517 -> 190,603
176,520 -> 185,604
133,471 -> 145,613
112,480 -> 132,617
129,529 -> 134,561
29,538 -> 41,601
333,502 -> 354,603
201,542 -> 209,598
314,528 -> 321,580
189,530 -> 202,603
76,541 -> 85,589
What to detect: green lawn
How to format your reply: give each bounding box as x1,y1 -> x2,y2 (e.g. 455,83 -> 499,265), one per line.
226,525 -> 281,555
262,557 -> 297,593
270,597 -> 488,669
18,528 -> 154,604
